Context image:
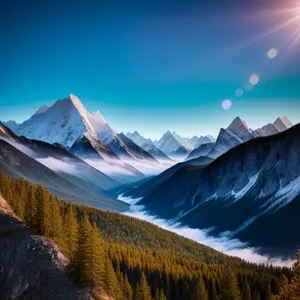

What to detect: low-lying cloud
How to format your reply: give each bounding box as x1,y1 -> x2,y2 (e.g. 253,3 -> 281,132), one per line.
36,157 -> 78,173
118,195 -> 295,267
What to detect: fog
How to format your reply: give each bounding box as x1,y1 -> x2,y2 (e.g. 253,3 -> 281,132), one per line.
118,195 -> 295,267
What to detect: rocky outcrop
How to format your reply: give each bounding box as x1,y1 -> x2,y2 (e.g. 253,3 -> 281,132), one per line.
0,195 -> 91,300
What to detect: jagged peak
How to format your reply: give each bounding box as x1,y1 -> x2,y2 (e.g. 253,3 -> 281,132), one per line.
165,130 -> 173,136
92,110 -> 106,124
228,116 -> 249,130
274,116 -> 293,129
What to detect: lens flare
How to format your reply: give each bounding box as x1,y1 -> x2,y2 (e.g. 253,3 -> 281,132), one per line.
222,100 -> 232,110
235,89 -> 244,97
249,74 -> 260,85
252,1 -> 300,48
268,48 -> 278,59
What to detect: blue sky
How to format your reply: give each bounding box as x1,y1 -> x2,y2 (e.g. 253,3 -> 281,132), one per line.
1,0 -> 300,139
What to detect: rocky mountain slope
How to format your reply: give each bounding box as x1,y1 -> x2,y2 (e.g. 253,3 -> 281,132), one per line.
185,116 -> 293,162
126,131 -> 171,161
122,124 -> 300,256
155,131 -> 192,158
0,122 -> 119,190
0,139 -> 128,212
0,195 -> 91,300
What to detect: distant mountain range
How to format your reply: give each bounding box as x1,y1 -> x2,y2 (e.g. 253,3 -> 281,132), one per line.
121,124 -> 300,257
1,94 -> 299,258
0,122 -> 128,212
185,116 -> 293,161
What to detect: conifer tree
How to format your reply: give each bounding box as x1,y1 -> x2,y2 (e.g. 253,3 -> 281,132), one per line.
63,202 -> 79,261
105,257 -> 121,298
193,276 -> 209,300
36,185 -> 51,236
124,273 -> 133,300
221,269 -> 242,300
135,272 -> 152,300
155,288 -> 166,300
50,196 -> 64,246
241,280 -> 251,300
271,249 -> 300,299
24,185 -> 37,228
78,218 -> 105,287
210,278 -> 219,300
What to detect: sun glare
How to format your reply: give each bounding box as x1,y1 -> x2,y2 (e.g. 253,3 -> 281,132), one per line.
245,1 -> 300,49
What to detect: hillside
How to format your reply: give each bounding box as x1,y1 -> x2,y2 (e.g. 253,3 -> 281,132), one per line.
0,169 -> 292,300
0,195 -> 92,300
0,139 -> 128,212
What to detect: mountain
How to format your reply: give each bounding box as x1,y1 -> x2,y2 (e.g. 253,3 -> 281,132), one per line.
3,120 -> 18,132
156,131 -> 191,158
11,94 -> 147,160
172,131 -> 194,149
227,117 -> 255,142
253,117 -> 293,137
34,104 -> 50,115
187,135 -> 199,148
122,124 -> 300,257
12,94 -> 97,149
185,142 -> 215,161
207,128 -> 243,158
117,133 -> 157,162
253,123 -> 279,137
69,132 -> 145,184
0,138 -> 128,211
273,116 -> 293,132
0,122 -> 119,190
70,131 -> 119,160
126,131 -> 171,161
194,135 -> 215,148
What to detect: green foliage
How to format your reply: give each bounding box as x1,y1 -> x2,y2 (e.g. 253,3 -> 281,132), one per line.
36,185 -> 51,236
63,202 -> 79,261
0,169 -> 295,300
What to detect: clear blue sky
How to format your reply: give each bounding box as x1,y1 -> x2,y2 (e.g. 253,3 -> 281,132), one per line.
1,0 -> 300,139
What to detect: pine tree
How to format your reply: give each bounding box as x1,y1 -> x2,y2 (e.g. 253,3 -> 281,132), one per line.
63,202 -> 79,261
124,273 -> 133,300
194,276 -> 209,300
24,185 -> 37,228
78,218 -> 105,287
271,249 -> 300,299
221,269 -> 242,300
155,288 -> 166,300
135,272 -> 152,300
49,196 -> 64,246
241,280 -> 251,300
210,278 -> 219,300
105,257 -> 121,298
36,185 -> 51,236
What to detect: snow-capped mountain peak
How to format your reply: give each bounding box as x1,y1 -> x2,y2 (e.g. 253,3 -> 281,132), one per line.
92,110 -> 106,124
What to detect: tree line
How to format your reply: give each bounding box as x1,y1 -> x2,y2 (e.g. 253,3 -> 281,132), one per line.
0,169 -> 297,300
